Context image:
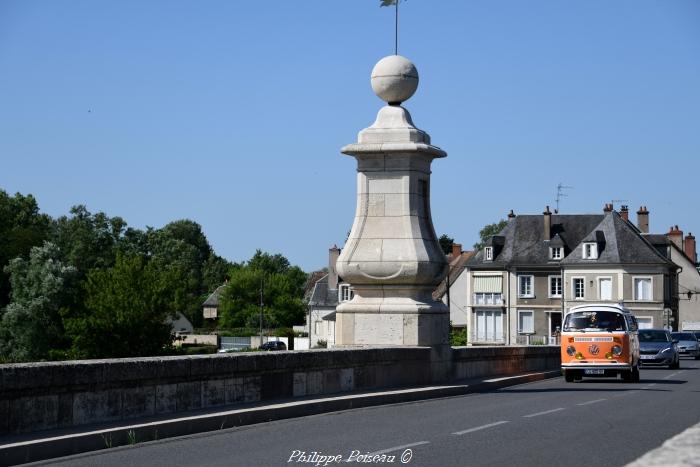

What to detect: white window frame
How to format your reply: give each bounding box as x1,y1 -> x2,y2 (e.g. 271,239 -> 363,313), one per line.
572,276 -> 585,300
636,316 -> 654,329
518,310 -> 535,334
550,247 -> 563,260
339,284 -> 354,302
633,276 -> 653,301
485,247 -> 493,261
598,276 -> 613,301
473,292 -> 503,306
582,243 -> 598,259
518,275 -> 534,298
549,275 -> 562,298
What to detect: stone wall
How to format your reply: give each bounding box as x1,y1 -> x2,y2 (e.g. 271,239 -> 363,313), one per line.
0,346 -> 559,436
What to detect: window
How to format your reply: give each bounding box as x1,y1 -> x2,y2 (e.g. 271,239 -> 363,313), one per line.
473,293 -> 503,305
582,243 -> 598,259
599,277 -> 612,300
550,247 -> 563,260
485,247 -> 493,261
636,316 -> 653,329
634,277 -> 652,301
518,275 -> 534,298
518,310 -> 534,334
339,284 -> 354,302
475,310 -> 504,343
549,276 -> 562,298
573,277 -> 585,299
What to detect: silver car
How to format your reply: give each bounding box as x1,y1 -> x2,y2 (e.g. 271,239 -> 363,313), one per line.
639,329 -> 679,369
671,332 -> 700,360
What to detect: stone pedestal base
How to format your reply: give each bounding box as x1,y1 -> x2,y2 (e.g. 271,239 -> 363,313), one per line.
335,286 -> 449,347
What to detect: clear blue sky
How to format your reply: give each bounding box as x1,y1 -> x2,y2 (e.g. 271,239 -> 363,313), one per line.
1,1 -> 699,272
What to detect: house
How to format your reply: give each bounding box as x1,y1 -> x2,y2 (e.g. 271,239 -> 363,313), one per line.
643,225 -> 700,331
202,284 -> 225,320
306,246 -> 354,347
433,243 -> 475,328
168,311 -> 194,334
462,205 -> 679,345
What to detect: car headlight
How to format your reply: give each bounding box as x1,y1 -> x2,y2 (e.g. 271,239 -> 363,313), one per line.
566,346 -> 576,356
612,345 -> 623,356
660,347 -> 672,353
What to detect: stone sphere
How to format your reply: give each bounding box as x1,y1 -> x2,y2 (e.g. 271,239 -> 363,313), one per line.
370,55 -> 419,104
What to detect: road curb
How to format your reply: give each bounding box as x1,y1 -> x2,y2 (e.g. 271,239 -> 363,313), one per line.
1,370 -> 560,465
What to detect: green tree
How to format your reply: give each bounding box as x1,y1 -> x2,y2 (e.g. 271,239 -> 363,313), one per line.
438,234 -> 454,255
219,251 -> 307,330
63,253 -> 178,359
0,242 -> 77,362
0,190 -> 52,308
473,220 -> 509,250
51,205 -> 126,275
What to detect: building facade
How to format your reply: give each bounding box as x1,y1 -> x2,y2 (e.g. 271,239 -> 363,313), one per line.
462,205 -> 679,345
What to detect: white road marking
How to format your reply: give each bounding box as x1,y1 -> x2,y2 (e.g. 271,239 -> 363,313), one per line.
523,408 -> 565,418
367,441 -> 430,456
642,383 -> 657,389
613,390 -> 639,397
483,373 -> 539,383
663,371 -> 683,380
576,398 -> 607,406
452,421 -> 510,435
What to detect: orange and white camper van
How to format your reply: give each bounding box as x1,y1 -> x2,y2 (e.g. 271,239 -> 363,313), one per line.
561,304 -> 640,383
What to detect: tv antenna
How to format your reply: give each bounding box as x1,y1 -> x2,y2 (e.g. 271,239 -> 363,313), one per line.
609,199 -> 628,211
555,183 -> 573,213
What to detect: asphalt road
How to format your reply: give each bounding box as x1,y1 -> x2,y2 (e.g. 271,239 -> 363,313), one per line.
39,360 -> 700,467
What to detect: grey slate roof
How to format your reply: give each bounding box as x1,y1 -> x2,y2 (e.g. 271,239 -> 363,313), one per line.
468,214 -> 604,268
561,213 -> 674,266
203,285 -> 226,307
308,274 -> 338,308
468,211 -> 675,269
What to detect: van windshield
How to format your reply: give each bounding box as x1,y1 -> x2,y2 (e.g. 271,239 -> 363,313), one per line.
563,311 -> 626,332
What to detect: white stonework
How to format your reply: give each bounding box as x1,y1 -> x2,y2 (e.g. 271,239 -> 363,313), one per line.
336,56 -> 449,347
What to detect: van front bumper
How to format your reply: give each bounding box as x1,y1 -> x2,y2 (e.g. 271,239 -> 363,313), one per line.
562,363 -> 633,371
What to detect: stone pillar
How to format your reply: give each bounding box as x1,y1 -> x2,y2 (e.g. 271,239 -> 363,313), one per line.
335,55 -> 449,356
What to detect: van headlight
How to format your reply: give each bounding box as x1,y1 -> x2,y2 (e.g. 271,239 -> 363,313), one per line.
566,346 -> 576,356
612,345 -> 623,356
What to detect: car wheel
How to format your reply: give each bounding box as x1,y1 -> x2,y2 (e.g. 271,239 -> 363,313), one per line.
564,370 -> 575,382
621,370 -> 632,382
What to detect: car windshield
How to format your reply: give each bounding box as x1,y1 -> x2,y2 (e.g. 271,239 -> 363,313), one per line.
563,311 -> 626,332
672,333 -> 695,341
639,330 -> 670,343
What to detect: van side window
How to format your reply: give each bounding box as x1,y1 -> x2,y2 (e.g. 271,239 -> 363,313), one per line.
626,315 -> 638,332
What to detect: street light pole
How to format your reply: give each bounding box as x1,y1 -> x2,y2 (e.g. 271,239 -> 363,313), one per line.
259,277 -> 264,347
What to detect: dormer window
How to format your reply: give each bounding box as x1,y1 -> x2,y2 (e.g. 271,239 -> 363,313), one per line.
550,247 -> 563,260
582,243 -> 598,259
339,284 -> 354,302
485,247 -> 493,261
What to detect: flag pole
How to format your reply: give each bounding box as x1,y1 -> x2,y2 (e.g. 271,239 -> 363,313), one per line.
395,0 -> 398,55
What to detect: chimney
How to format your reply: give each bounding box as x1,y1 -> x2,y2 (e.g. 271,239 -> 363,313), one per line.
507,209 -> 516,219
637,206 -> 649,233
668,226 -> 683,251
328,245 -> 340,290
451,243 -> 462,259
684,233 -> 697,264
603,203 -> 613,213
620,205 -> 629,222
543,206 -> 552,240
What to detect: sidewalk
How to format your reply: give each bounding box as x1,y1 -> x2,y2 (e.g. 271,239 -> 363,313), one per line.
1,369 -> 560,466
